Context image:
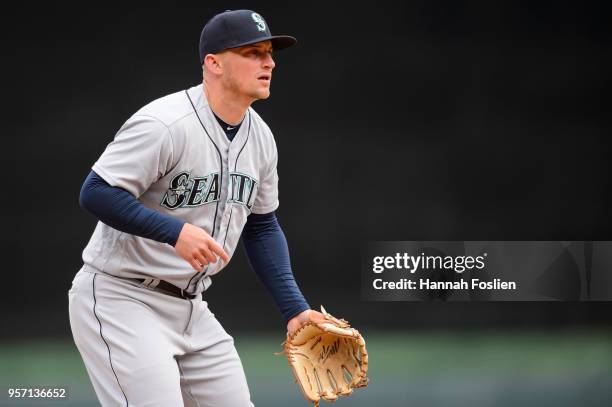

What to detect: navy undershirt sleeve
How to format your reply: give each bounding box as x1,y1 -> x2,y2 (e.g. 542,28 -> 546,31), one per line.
79,170 -> 185,246
242,212 -> 311,322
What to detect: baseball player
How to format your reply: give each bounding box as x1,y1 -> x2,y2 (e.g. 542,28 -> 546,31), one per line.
68,10 -> 326,406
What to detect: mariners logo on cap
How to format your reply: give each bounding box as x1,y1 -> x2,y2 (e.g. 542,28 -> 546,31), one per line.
251,12 -> 266,32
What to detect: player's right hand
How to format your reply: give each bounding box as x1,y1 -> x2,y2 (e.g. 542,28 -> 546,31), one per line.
174,223 -> 230,272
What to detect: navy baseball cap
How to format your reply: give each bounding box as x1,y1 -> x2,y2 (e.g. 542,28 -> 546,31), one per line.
199,10 -> 297,63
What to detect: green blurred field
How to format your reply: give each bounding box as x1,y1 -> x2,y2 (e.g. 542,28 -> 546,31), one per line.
1,330 -> 611,406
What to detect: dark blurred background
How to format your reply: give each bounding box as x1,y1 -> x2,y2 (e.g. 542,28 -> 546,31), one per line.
3,1 -> 611,337
3,2 -> 611,405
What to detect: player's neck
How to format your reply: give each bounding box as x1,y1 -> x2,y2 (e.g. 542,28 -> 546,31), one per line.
203,81 -> 250,126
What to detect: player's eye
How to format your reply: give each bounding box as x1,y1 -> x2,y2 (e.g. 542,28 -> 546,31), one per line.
243,48 -> 272,59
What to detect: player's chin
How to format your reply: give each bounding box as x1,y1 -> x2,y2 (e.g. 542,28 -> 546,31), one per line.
252,88 -> 271,100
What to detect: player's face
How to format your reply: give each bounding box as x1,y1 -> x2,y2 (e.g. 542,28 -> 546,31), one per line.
220,40 -> 275,101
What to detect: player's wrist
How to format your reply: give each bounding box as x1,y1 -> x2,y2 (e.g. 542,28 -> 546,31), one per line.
285,305 -> 312,324
167,219 -> 186,247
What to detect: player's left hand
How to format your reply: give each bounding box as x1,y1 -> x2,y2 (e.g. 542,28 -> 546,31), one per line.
286,309 -> 327,336
281,306 -> 369,405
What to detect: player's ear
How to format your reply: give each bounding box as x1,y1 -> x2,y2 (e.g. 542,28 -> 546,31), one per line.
204,54 -> 223,75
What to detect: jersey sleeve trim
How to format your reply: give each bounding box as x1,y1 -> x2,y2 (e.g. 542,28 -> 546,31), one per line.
251,200 -> 279,215
91,163 -> 122,189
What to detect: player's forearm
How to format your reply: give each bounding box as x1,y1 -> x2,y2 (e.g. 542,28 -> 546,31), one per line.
242,212 -> 310,322
79,170 -> 184,246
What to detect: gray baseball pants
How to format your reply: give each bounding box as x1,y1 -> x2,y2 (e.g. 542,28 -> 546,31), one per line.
68,266 -> 254,406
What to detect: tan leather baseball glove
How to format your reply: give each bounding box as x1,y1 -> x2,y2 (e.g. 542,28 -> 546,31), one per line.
281,306 -> 369,406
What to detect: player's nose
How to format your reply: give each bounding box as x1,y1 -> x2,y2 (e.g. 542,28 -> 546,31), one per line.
263,54 -> 275,70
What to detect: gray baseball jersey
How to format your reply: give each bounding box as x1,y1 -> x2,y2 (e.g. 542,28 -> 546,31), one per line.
83,83 -> 279,293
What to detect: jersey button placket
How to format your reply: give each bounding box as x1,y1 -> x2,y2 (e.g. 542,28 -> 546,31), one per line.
221,147 -> 235,227
206,150 -> 229,282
